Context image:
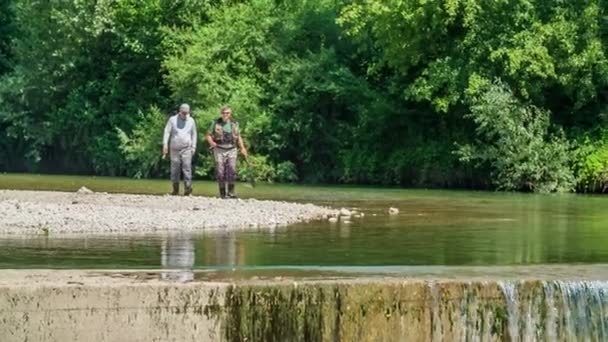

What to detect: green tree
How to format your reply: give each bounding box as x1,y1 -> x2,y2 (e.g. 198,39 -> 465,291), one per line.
2,0 -> 608,192
573,130 -> 608,193
338,0 -> 606,189
457,82 -> 574,192
163,0 -> 368,182
117,106 -> 168,179
0,0 -> 15,75
339,1 -> 607,116
0,0 -> 204,174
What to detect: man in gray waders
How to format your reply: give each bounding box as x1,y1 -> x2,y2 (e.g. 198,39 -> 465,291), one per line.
206,105 -> 248,198
162,103 -> 197,196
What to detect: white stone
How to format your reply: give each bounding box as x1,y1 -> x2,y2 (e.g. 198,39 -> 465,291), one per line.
339,208 -> 352,216
76,186 -> 93,194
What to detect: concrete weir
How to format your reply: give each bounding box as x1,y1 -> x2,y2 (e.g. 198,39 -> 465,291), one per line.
1,269 -> 608,341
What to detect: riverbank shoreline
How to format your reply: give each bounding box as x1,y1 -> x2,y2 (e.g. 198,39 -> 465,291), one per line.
0,189 -> 338,235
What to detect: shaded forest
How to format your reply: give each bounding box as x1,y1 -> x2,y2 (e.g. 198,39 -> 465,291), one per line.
1,0 -> 607,192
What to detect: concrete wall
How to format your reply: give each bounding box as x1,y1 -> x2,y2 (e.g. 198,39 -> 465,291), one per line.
1,271 -> 607,341
1,279 -> 226,342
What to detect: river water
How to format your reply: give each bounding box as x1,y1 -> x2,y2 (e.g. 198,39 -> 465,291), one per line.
1,183 -> 606,270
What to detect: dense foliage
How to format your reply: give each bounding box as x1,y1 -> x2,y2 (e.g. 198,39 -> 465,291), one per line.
1,0 -> 607,192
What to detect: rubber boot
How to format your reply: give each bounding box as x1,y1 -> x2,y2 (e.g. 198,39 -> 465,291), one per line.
171,183 -> 179,196
227,183 -> 236,199
218,183 -> 226,199
184,185 -> 192,196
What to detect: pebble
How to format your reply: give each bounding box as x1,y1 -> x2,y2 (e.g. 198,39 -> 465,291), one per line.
77,186 -> 94,194
339,208 -> 352,217
0,190 -> 339,235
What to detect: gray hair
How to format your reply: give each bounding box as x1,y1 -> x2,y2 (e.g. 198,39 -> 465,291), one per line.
179,103 -> 190,113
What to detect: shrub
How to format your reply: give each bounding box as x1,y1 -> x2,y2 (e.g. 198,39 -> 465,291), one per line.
456,82 -> 574,192
573,131 -> 608,193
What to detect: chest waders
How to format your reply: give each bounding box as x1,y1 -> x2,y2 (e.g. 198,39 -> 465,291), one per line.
170,147 -> 193,196
211,119 -> 239,198
166,115 -> 196,196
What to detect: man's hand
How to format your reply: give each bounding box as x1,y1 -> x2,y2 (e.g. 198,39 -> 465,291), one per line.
240,147 -> 248,157
162,146 -> 168,158
191,148 -> 196,156
206,134 -> 217,149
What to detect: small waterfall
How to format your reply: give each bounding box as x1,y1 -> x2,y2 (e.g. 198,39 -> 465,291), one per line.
499,282 -> 520,341
219,279 -> 608,341
494,280 -> 608,341
543,282 -> 557,341
552,281 -> 608,341
426,280 -> 608,341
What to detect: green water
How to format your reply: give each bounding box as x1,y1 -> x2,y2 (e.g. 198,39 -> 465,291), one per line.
1,173 -> 607,269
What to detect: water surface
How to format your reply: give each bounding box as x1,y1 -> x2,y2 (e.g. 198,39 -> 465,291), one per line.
1,174 -> 607,270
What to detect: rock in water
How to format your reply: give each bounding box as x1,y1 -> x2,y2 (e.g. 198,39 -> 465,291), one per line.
388,207 -> 399,215
339,208 -> 352,217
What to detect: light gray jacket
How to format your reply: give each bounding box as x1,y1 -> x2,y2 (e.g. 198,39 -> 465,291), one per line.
163,114 -> 197,151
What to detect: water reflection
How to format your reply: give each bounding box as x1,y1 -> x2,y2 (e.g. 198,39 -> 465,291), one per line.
160,235 -> 194,282
339,222 -> 351,239
202,232 -> 247,267
159,232 -> 248,281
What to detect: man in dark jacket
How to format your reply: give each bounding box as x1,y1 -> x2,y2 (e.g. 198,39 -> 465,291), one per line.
206,105 -> 248,198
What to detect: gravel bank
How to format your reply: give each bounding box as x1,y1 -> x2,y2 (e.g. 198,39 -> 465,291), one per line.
0,190 -> 338,234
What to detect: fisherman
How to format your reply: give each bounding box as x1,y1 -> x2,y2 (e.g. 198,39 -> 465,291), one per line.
206,105 -> 248,198
162,103 -> 197,196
